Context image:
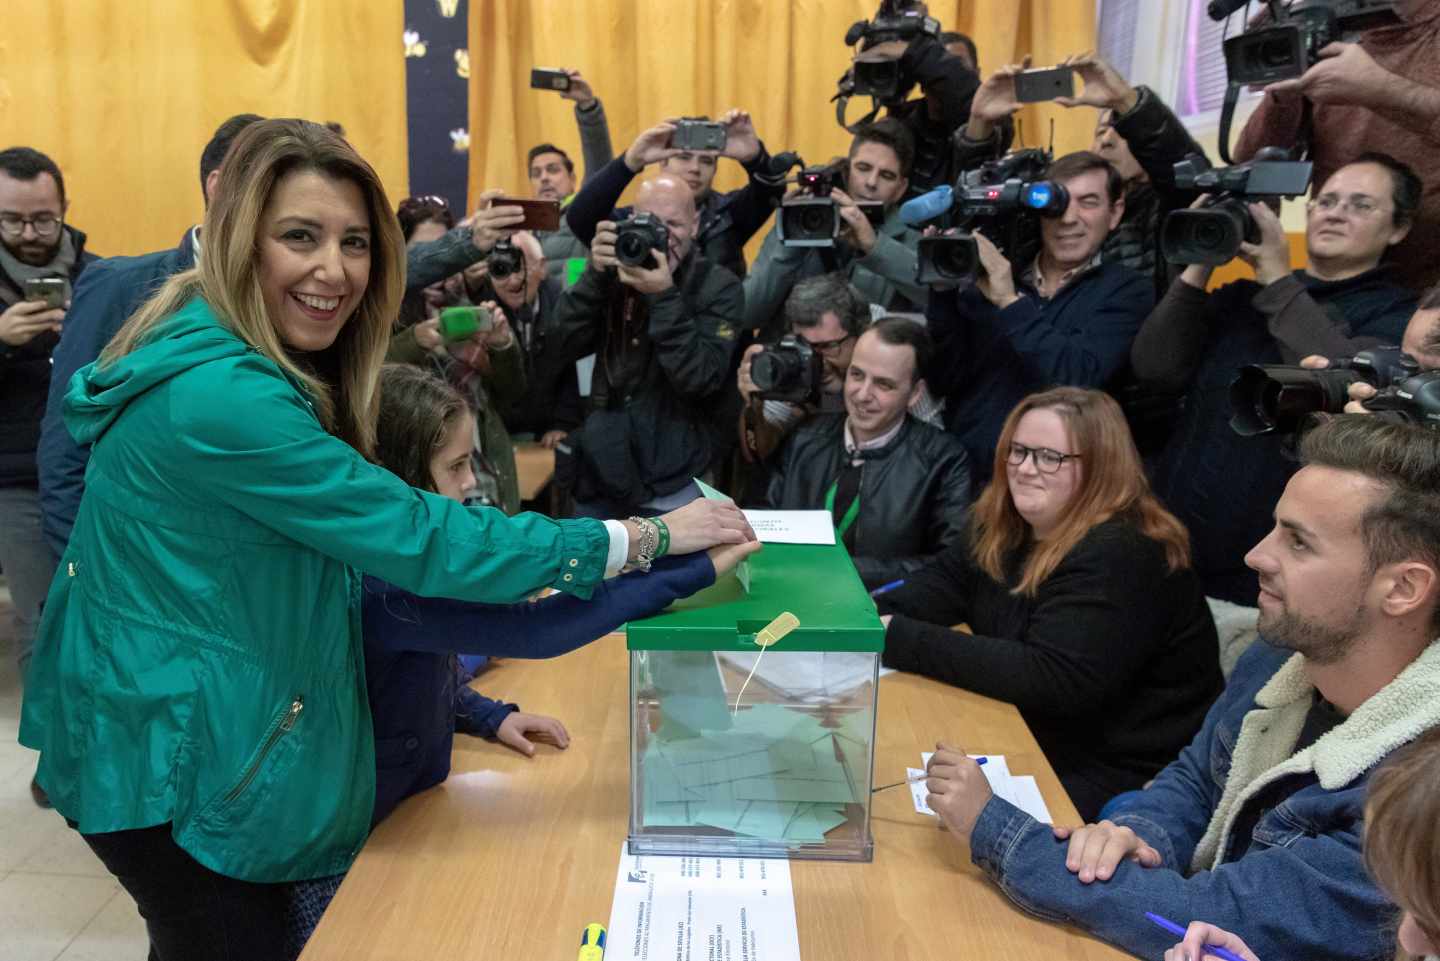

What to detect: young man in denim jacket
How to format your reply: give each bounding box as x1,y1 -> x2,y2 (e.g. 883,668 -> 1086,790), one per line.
922,415 -> 1440,961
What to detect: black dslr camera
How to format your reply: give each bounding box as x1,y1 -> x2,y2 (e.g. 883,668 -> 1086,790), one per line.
750,334 -> 824,406
1160,149 -> 1312,266
1229,346 -> 1440,435
486,240 -> 523,279
1213,0 -> 1399,86
913,149 -> 1068,286
841,0 -> 942,101
613,212 -> 670,269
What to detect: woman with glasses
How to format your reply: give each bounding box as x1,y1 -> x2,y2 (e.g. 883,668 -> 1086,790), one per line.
875,386 -> 1222,820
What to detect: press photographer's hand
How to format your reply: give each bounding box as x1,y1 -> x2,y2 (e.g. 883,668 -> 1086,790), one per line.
591,220 -> 620,270
973,232 -> 1018,308
1267,42 -> 1392,108
737,343 -> 765,401
617,253 -> 674,294
624,123 -> 681,173
718,109 -> 761,165
966,58 -> 1030,140
557,68 -> 597,108
468,189 -> 527,252
832,189 -> 878,255
1237,202 -> 1291,286
1056,51 -> 1138,113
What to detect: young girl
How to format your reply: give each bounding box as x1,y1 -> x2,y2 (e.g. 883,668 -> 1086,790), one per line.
1164,725 -> 1440,961
284,364 -> 760,953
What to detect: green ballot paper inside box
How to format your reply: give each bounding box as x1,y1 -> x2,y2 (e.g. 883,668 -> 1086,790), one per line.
626,535 -> 883,862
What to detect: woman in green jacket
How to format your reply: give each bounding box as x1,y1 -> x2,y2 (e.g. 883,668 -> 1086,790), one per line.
18,119 -> 752,961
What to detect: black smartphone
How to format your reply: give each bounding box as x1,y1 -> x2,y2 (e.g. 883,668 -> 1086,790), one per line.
857,202 -> 886,228
24,277 -> 67,308
1014,66 -> 1075,103
492,197 -> 562,232
670,120 -> 727,152
529,68 -> 571,92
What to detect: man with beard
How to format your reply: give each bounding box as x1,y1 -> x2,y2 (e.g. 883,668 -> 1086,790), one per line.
918,415 -> 1440,961
0,146 -> 95,692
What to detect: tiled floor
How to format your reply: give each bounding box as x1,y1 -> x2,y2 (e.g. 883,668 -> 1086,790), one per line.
0,583 -> 150,961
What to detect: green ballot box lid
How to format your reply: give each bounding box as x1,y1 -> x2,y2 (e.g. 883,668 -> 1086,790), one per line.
627,542 -> 883,653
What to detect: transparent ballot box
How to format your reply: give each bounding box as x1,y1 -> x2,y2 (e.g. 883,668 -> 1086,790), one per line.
627,542 -> 884,861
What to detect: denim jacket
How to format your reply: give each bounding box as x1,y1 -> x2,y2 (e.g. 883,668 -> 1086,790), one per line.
968,639 -> 1440,961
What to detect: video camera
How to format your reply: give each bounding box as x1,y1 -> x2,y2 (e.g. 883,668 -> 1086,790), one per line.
613,212 -> 669,269
486,239 -> 524,279
1160,148 -> 1313,266
1208,0 -> 1399,161
750,334 -> 825,405
841,0 -> 941,101
904,148 -> 1066,285
1229,346 -> 1440,435
777,160 -> 886,248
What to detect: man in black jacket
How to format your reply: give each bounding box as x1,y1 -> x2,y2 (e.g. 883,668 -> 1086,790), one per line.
766,318 -> 971,589
927,151 -> 1154,482
564,110 -> 786,281
553,176 -> 743,518
0,146 -> 95,686
1131,153 -> 1420,604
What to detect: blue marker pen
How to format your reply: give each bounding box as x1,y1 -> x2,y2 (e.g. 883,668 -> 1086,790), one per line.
1145,912 -> 1248,961
870,579 -> 906,597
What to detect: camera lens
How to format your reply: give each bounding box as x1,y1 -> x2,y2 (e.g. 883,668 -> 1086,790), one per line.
799,207 -> 830,234
1258,36 -> 1295,69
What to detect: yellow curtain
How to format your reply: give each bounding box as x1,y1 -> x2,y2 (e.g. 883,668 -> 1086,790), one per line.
467,0 -> 1097,211
0,0 -> 408,258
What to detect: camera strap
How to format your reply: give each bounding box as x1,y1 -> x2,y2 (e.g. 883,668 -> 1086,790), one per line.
834,93 -> 883,136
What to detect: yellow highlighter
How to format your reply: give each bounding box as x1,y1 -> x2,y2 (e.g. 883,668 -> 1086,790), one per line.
578,922 -> 606,961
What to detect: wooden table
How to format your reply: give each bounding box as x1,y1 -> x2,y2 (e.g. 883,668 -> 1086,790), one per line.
513,442 -> 555,502
301,636 -> 1131,961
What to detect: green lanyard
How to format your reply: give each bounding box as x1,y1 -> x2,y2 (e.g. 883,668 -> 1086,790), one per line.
824,477 -> 862,541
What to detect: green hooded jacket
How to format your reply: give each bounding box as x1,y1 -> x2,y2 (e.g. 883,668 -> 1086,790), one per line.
18,296 -> 608,882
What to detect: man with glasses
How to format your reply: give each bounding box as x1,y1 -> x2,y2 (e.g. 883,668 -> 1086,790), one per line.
0,146 -> 96,704
1131,153 -> 1419,604
764,318 -> 972,590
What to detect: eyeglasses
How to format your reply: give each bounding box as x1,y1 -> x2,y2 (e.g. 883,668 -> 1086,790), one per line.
805,333 -> 855,355
1306,193 -> 1387,218
0,213 -> 62,240
1007,442 -> 1082,474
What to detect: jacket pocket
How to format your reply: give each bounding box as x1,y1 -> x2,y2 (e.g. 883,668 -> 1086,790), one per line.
216,696 -> 305,808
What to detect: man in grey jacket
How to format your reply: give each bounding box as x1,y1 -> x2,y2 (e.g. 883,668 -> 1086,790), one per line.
528,68 -> 613,285
743,118 -> 927,339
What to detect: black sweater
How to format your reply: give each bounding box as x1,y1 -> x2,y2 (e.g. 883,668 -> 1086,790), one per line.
877,519 -> 1222,821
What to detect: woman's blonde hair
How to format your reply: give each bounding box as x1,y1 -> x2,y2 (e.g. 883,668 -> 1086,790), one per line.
970,386 -> 1192,596
101,118 -> 405,457
1364,726 -> 1440,959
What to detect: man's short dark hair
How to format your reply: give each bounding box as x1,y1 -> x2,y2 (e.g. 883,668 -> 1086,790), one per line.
784,274 -> 870,338
865,316 -> 933,385
938,31 -> 978,68
1301,416 -> 1440,630
527,143 -> 574,175
850,118 -> 916,178
200,114 -> 264,194
0,147 -> 66,207
1349,152 -> 1422,228
1046,150 -> 1124,205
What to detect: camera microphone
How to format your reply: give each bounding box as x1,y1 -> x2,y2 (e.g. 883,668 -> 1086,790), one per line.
1206,0 -> 1251,21
899,186 -> 953,226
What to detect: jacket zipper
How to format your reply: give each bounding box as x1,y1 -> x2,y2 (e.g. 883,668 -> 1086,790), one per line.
223,696 -> 304,804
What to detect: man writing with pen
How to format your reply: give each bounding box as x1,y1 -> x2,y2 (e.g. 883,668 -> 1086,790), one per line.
919,415 -> 1440,961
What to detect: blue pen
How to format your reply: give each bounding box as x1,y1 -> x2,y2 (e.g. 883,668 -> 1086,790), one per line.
870,579 -> 906,597
1145,912 -> 1248,961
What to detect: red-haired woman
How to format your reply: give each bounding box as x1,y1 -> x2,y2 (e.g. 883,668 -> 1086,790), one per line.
877,387 -> 1223,820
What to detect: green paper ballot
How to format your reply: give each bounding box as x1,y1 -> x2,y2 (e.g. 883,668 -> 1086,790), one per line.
694,477 -> 751,591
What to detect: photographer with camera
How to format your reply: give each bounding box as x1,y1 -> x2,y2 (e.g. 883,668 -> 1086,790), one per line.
564,111 -> 787,281
925,150 -> 1153,482
840,3 -> 992,197
528,68 -> 615,284
1234,0 -> 1440,292
765,318 -> 972,589
736,273 -> 869,466
1132,154 -> 1418,604
552,175 -> 742,519
745,119 -> 926,339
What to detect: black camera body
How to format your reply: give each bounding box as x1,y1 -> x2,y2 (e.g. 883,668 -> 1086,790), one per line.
1221,0 -> 1399,86
613,212 -> 670,269
486,240 -> 524,279
840,1 -> 941,101
1228,345 -> 1440,435
750,334 -> 824,406
778,161 -> 885,248
1161,150 -> 1312,266
914,149 -> 1063,285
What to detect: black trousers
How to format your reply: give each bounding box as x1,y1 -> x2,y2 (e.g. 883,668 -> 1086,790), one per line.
79,823 -> 293,961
